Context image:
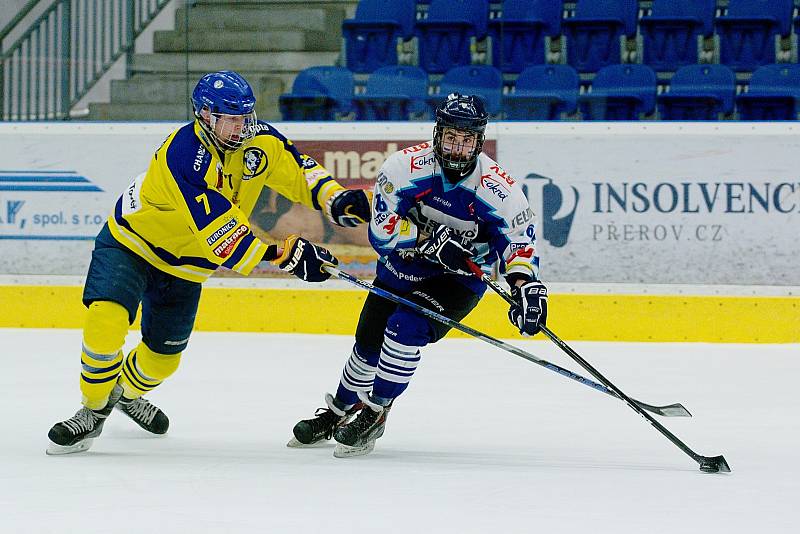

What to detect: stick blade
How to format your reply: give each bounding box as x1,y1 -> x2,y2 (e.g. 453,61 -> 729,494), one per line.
634,400 -> 692,417
656,403 -> 692,417
699,455 -> 731,473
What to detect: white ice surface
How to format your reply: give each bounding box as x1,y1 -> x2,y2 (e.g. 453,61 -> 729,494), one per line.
0,329 -> 798,533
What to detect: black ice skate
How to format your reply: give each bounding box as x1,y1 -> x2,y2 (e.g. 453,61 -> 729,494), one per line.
46,384 -> 123,455
116,395 -> 169,435
333,392 -> 392,458
288,393 -> 362,447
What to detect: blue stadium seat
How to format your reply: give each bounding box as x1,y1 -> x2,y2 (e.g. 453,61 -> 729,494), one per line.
640,0 -> 715,72
579,64 -> 657,120
488,0 -> 563,74
503,65 -> 579,120
342,0 -> 417,73
737,64 -> 800,120
279,67 -> 353,121
562,0 -> 638,73
658,64 -> 736,120
716,0 -> 793,72
352,66 -> 429,121
429,65 -> 503,116
416,0 -> 490,74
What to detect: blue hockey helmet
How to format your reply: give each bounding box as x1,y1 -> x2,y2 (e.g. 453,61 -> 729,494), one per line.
191,71 -> 257,152
433,93 -> 489,177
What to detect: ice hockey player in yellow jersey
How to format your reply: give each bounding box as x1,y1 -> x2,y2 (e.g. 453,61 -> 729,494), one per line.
47,71 -> 371,455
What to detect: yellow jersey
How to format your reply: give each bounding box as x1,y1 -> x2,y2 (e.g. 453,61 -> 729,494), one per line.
107,120 -> 345,282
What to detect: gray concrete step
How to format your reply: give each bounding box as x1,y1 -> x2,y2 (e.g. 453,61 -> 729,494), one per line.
194,0 -> 355,4
174,6 -> 345,33
153,30 -> 339,53
89,91 -> 283,121
88,102 -> 195,121
110,75 -> 285,105
130,52 -> 340,74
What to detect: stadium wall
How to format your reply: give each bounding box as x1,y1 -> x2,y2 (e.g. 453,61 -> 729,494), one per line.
0,122 -> 797,342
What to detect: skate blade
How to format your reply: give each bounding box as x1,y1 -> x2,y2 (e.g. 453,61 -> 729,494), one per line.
333,440 -> 375,458
46,438 -> 94,456
286,437 -> 331,448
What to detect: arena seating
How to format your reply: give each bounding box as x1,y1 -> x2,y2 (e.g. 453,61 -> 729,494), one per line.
282,1 -> 800,121
658,64 -> 736,120
432,65 -> 504,116
578,64 -> 657,120
488,0 -> 563,73
562,0 -> 639,73
716,0 -> 794,72
639,0 -> 716,72
737,63 -> 800,120
416,0 -> 490,73
342,0 -> 417,73
503,64 -> 579,120
351,66 -> 429,120
279,66 -> 354,120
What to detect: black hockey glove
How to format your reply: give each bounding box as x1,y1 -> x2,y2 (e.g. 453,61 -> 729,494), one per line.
327,189 -> 371,227
508,280 -> 548,336
271,235 -> 338,282
417,225 -> 474,276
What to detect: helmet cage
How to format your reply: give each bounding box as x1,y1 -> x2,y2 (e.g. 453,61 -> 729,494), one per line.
191,70 -> 257,152
433,124 -> 485,174
433,94 -> 489,176
197,108 -> 258,152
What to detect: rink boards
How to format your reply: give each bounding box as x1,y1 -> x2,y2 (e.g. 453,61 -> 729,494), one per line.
0,280 -> 796,343
0,122 -> 798,342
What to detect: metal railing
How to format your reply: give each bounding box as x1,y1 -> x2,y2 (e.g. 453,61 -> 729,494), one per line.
1,0 -> 170,120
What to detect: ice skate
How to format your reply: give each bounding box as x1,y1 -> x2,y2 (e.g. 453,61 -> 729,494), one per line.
288,393 -> 362,447
333,392 -> 392,458
116,395 -> 169,435
46,384 -> 123,455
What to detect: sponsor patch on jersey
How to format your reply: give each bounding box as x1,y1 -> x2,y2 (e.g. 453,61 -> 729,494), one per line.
489,164 -> 515,187
383,181 -> 395,193
193,145 -> 207,172
300,155 -> 318,170
382,215 -> 401,233
122,173 -> 146,216
511,208 -> 534,228
206,218 -> 239,246
410,152 -> 435,172
213,224 -> 249,258
508,244 -> 535,262
374,211 -> 391,225
480,175 -> 509,201
242,147 -> 268,180
402,142 -> 431,154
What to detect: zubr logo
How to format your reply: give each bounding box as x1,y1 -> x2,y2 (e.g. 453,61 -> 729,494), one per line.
522,173 -> 579,248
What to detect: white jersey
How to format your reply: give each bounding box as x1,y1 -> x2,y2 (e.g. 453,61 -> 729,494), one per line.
369,141 -> 540,286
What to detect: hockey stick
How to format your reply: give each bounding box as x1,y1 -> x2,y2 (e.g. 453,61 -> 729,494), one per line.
467,261 -> 730,473
324,265 -> 687,420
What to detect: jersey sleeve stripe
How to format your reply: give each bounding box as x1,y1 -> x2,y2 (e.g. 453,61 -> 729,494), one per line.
220,231 -> 256,269
113,198 -> 217,270
231,240 -> 268,275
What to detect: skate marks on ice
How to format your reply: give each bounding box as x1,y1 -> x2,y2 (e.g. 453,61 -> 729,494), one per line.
2,330 -> 799,533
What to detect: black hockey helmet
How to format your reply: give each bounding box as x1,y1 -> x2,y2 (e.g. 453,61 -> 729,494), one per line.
433,93 -> 489,178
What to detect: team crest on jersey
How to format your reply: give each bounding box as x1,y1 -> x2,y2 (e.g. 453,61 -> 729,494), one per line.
242,147 -> 268,180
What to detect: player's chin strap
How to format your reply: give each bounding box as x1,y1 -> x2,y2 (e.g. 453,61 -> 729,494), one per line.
464,259 -> 730,474
322,265 -> 686,418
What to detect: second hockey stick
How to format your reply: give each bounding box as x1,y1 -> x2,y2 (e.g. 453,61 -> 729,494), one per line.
466,261 -> 730,473
325,265 -> 687,419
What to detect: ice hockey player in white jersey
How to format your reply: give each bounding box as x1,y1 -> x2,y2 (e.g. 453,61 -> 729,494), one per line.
289,93 -> 548,457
